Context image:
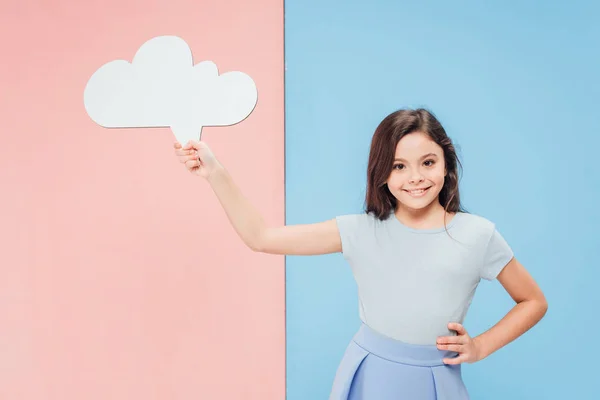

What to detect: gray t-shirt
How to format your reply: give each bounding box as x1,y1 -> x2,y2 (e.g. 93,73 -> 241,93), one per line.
335,211 -> 514,345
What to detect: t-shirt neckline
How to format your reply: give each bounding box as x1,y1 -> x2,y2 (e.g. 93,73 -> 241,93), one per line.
390,211 -> 463,234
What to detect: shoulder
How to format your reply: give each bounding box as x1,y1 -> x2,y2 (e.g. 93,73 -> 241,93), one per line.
336,211 -> 386,235
336,211 -> 379,222
462,213 -> 515,279
335,212 -> 388,260
456,212 -> 498,239
335,212 -> 377,226
337,211 -> 386,226
462,213 -> 496,229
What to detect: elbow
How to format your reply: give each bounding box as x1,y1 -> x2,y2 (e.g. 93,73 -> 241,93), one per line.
249,240 -> 263,253
540,296 -> 548,317
517,293 -> 548,320
537,299 -> 549,325
530,294 -> 548,320
248,230 -> 266,253
536,290 -> 548,313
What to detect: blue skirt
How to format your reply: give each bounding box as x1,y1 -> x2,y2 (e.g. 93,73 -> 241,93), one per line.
329,324 -> 470,399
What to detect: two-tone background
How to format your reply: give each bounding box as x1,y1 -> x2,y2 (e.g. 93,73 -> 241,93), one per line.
2,0 -> 598,399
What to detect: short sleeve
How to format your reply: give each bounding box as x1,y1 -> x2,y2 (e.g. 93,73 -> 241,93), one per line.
335,214 -> 362,262
480,227 -> 514,281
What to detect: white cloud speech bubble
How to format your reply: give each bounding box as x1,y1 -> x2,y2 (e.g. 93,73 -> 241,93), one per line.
83,35 -> 258,144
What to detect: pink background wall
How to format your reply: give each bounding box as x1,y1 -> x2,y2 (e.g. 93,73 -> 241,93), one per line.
1,1 -> 284,399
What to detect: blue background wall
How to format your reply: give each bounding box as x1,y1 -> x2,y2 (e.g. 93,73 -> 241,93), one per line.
285,1 -> 599,398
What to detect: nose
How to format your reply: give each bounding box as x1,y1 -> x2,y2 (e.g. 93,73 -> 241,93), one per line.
409,173 -> 425,184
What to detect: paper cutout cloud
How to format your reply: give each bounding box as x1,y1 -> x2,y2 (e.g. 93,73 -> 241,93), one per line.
83,35 -> 258,144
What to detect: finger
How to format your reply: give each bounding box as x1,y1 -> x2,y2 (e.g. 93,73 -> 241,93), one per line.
175,149 -> 196,156
437,336 -> 464,345
179,154 -> 199,163
437,344 -> 463,352
443,354 -> 468,365
182,140 -> 201,150
448,323 -> 466,335
174,142 -> 182,149
185,159 -> 201,169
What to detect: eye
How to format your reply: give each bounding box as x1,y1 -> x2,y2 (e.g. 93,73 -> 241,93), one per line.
393,163 -> 404,170
424,159 -> 436,167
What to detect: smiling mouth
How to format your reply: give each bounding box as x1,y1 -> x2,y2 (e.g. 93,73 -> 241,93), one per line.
403,187 -> 432,197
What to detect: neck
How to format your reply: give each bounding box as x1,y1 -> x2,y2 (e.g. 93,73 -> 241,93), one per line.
394,201 -> 450,227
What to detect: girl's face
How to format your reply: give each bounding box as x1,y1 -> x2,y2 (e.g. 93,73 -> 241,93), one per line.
386,131 -> 447,212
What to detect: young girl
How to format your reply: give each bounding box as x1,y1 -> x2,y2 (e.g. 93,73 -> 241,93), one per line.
174,108 -> 547,399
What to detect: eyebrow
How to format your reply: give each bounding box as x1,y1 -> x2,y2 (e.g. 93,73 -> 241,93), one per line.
394,153 -> 438,162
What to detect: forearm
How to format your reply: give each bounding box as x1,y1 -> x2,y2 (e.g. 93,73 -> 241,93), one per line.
474,297 -> 548,360
206,165 -> 266,251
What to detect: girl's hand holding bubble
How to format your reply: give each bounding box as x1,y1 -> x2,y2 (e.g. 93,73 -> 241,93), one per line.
174,140 -> 222,179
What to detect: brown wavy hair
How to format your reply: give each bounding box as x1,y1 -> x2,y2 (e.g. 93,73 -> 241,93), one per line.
365,108 -> 468,227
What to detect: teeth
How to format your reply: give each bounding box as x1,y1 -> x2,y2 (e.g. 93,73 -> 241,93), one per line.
405,187 -> 430,196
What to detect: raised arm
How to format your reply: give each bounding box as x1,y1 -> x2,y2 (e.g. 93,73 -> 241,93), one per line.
175,140 -> 342,256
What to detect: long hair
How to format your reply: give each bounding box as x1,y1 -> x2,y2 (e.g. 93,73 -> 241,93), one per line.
365,108 -> 468,227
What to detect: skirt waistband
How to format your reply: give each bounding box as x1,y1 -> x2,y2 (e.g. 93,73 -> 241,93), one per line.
351,323 -> 459,367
